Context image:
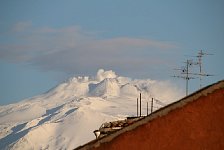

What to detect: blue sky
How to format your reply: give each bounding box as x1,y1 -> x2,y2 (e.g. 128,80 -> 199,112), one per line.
0,0 -> 224,105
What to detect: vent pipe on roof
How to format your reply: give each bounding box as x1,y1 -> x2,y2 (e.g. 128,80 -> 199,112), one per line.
147,102 -> 148,116
151,98 -> 154,113
93,130 -> 100,139
140,93 -> 142,117
137,98 -> 138,117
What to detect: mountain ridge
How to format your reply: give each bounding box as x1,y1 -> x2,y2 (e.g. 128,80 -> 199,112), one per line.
0,69 -> 183,150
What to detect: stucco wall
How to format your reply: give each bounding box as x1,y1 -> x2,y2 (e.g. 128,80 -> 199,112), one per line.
90,88 -> 224,150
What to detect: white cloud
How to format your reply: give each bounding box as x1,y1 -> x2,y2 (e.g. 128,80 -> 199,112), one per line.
96,69 -> 117,81
0,23 -> 178,75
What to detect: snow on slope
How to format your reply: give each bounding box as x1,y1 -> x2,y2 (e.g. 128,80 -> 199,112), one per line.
0,69 -> 184,150
89,78 -> 120,97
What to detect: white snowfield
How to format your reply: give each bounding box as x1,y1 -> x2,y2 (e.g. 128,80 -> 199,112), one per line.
0,69 -> 183,150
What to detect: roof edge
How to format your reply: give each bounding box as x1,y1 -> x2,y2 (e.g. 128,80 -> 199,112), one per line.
75,80 -> 224,150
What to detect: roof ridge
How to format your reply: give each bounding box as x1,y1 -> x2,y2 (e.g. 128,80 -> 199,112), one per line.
75,79 -> 224,150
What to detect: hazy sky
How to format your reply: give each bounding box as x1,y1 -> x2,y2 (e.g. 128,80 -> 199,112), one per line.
0,0 -> 224,105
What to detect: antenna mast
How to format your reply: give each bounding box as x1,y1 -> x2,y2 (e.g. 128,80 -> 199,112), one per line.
172,50 -> 213,95
195,50 -> 213,88
172,59 -> 196,96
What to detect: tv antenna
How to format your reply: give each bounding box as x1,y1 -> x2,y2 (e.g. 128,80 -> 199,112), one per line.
186,50 -> 214,88
172,59 -> 196,96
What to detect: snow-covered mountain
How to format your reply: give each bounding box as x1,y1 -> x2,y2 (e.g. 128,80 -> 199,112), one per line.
0,69 -> 183,150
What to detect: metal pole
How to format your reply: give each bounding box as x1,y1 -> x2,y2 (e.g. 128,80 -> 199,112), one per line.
137,98 -> 138,117
199,50 -> 202,88
186,60 -> 189,96
140,93 -> 141,117
151,98 -> 153,113
147,102 -> 148,116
